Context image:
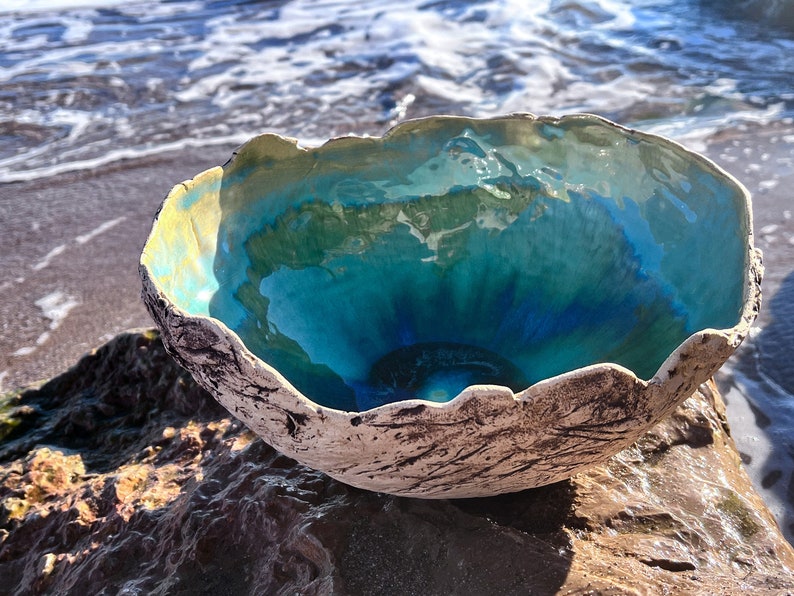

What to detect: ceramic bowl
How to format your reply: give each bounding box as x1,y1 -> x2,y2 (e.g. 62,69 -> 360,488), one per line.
140,114 -> 761,497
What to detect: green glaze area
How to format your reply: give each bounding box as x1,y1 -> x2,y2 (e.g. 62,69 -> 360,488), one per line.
145,115 -> 750,411
230,183 -> 691,410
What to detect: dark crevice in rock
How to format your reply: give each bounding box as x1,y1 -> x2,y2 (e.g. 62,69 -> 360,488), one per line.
639,558 -> 697,572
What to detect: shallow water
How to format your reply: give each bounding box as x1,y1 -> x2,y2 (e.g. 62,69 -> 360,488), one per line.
2,0 -> 794,540
2,0 -> 793,182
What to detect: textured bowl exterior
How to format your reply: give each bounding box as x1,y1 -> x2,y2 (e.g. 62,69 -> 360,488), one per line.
140,113 -> 761,498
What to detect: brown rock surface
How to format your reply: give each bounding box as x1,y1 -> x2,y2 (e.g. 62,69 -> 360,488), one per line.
1,330 -> 793,595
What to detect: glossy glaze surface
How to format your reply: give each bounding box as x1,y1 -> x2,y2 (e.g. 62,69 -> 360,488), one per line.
143,115 -> 749,411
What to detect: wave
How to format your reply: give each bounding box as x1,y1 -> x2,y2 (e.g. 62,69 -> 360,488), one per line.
1,0 -> 792,183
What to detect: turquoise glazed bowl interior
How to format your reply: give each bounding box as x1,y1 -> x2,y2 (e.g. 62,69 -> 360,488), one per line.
142,114 -> 749,413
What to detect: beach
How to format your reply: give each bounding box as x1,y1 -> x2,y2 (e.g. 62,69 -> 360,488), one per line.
1,0 -> 794,546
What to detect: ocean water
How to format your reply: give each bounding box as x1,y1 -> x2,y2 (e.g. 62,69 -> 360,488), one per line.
2,0 -> 793,182
2,0 -> 794,540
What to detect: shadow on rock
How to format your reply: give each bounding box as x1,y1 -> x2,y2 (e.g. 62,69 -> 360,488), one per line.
0,329 -> 227,471
327,485 -> 576,596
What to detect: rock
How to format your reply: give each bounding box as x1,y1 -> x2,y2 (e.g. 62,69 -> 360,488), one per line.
1,330 -> 793,595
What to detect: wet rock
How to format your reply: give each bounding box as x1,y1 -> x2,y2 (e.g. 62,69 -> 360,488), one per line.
1,330 -> 793,595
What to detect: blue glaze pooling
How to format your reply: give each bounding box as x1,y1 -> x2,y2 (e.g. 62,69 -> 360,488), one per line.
152,116 -> 749,411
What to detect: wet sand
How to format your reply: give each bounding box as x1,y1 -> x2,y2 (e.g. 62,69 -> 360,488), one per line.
705,120 -> 794,542
0,143 -> 238,391
1,120 -> 794,541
